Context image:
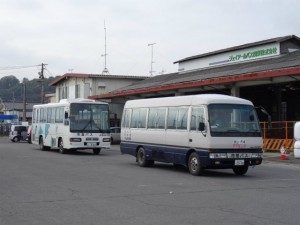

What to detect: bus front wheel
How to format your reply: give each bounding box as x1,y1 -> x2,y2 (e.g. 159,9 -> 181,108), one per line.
93,148 -> 101,155
137,147 -> 154,167
233,165 -> 248,175
59,139 -> 67,154
188,152 -> 204,176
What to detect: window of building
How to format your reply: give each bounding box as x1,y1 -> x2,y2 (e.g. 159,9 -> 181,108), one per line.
75,84 -> 80,98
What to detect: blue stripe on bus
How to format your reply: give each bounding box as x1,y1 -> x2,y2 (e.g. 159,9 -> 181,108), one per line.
120,141 -> 263,168
120,141 -> 210,166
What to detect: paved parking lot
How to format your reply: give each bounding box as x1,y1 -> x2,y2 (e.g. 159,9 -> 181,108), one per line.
1,136 -> 300,225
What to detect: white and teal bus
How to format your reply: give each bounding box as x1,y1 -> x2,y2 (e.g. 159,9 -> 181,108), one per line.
31,98 -> 111,154
121,94 -> 264,175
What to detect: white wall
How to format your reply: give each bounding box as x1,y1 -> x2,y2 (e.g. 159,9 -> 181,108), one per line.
178,42 -> 280,73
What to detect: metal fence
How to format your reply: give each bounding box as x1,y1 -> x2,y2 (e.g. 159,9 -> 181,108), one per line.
260,121 -> 296,139
260,121 -> 297,151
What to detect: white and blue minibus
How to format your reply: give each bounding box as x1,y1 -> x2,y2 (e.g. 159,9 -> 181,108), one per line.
32,98 -> 111,154
120,94 -> 263,175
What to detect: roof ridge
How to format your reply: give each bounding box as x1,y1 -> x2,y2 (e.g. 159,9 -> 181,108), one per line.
174,35 -> 300,64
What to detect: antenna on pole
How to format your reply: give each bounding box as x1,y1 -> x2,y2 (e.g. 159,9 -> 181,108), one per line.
148,43 -> 156,76
102,20 -> 109,75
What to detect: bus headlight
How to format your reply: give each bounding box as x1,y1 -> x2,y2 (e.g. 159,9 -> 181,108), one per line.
251,153 -> 262,158
70,138 -> 82,142
210,153 -> 227,159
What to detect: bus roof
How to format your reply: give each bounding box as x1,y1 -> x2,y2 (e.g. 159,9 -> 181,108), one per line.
124,94 -> 253,108
33,98 -> 108,108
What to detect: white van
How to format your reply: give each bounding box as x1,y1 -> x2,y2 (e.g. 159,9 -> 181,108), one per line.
120,94 -> 264,176
9,125 -> 28,142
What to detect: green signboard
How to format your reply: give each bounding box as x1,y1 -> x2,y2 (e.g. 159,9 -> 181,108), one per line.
229,47 -> 278,62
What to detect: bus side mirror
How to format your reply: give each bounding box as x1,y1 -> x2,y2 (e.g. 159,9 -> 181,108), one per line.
256,106 -> 272,129
199,122 -> 205,131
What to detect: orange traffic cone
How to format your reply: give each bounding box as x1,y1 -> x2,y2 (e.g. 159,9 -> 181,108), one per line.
280,145 -> 288,160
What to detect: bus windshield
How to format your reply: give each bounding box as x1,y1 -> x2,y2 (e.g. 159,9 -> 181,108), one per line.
208,104 -> 261,137
69,103 -> 109,133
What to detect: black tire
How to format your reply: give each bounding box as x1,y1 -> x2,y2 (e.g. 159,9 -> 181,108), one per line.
59,138 -> 67,154
39,137 -> 46,151
93,148 -> 101,155
136,147 -> 154,167
13,136 -> 20,142
188,152 -> 204,176
233,166 -> 249,175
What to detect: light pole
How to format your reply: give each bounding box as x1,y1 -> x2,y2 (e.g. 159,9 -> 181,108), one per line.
148,43 -> 156,76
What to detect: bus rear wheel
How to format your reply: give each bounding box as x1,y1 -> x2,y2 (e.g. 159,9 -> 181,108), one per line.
188,152 -> 204,176
137,147 -> 154,167
233,165 -> 249,175
39,136 -> 50,151
39,137 -> 46,151
59,139 -> 67,154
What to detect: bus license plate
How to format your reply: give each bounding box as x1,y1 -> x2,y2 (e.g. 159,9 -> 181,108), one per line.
235,160 -> 244,166
87,143 -> 96,147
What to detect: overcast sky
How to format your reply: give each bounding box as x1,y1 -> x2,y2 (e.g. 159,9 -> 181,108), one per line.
0,0 -> 299,81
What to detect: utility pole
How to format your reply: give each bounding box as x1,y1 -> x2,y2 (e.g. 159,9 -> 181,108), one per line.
102,20 -> 109,75
22,81 -> 26,122
148,43 -> 156,76
38,63 -> 47,104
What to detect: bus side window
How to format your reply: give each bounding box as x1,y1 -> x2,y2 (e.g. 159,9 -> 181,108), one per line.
131,108 -> 147,128
55,107 -> 63,123
191,107 -> 205,131
148,108 -> 166,129
122,109 -> 132,128
167,107 -> 188,130
40,108 -> 47,123
32,108 -> 37,123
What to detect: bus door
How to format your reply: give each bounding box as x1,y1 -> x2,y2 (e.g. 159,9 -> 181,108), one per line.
188,107 -> 208,149
54,107 -> 65,145
46,107 -> 56,147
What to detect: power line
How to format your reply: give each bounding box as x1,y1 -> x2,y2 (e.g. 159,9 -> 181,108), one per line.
0,64 -> 40,71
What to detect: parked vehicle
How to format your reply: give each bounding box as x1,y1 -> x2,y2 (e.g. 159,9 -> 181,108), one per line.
110,127 -> 121,144
294,122 -> 300,158
9,125 -> 28,142
31,98 -> 111,154
121,94 -> 264,176
27,126 -> 32,143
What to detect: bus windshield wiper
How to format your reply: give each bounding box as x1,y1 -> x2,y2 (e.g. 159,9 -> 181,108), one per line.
81,119 -> 92,131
